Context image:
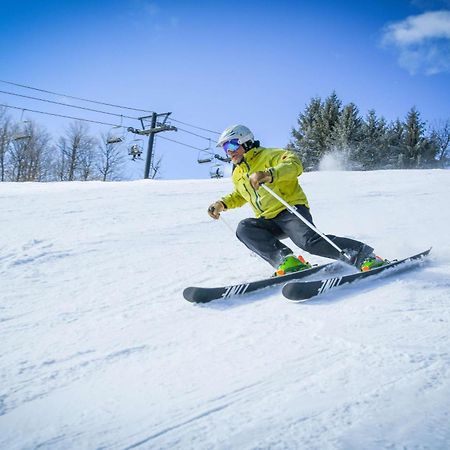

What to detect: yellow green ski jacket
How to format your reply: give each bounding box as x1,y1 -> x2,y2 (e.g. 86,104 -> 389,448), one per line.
221,147 -> 309,219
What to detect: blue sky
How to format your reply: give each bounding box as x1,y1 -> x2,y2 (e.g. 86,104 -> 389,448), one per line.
1,0 -> 449,179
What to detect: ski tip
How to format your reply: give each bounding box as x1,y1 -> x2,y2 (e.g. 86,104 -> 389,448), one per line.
407,247 -> 432,261
183,287 -> 217,303
282,282 -> 309,301
183,287 -> 197,302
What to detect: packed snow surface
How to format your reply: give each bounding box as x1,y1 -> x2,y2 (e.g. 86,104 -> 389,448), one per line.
1,169 -> 450,450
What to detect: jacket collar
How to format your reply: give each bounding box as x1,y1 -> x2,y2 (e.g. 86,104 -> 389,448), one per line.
236,147 -> 261,166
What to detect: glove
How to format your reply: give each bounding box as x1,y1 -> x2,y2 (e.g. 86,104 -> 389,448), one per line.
249,170 -> 272,190
208,201 -> 225,220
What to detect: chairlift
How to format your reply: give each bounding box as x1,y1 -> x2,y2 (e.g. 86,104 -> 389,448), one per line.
107,135 -> 124,144
197,149 -> 214,164
198,137 -> 217,164
13,110 -> 31,141
106,125 -> 125,144
13,128 -> 31,141
209,164 -> 224,179
128,139 -> 144,161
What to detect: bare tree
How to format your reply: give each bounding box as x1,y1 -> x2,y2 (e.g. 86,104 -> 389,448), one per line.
55,137 -> 69,181
8,121 -> 52,181
431,119 -> 450,167
149,154 -> 163,179
57,122 -> 96,181
79,137 -> 98,181
97,133 -> 125,181
0,107 -> 13,181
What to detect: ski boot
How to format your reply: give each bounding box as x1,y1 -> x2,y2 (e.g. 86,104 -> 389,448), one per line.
359,255 -> 390,272
275,255 -> 312,276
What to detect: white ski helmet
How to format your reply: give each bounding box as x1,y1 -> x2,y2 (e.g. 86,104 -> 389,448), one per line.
216,124 -> 254,147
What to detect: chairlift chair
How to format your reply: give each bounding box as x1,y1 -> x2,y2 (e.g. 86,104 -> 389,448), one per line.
13,130 -> 32,141
209,164 -> 224,179
106,125 -> 125,144
197,138 -> 216,164
128,139 -> 144,160
197,149 -> 214,164
13,111 -> 31,141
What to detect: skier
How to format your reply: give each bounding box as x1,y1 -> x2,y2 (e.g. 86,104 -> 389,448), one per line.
207,124 -> 388,276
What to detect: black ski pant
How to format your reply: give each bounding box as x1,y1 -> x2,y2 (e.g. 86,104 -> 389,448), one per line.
235,205 -> 373,268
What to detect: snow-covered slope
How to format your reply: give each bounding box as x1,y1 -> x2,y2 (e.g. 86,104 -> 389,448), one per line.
1,170 -> 450,450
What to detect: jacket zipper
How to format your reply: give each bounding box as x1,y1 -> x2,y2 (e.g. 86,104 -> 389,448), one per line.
240,160 -> 264,213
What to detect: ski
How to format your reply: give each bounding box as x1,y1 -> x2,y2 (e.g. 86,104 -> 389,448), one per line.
183,262 -> 339,303
282,248 -> 431,302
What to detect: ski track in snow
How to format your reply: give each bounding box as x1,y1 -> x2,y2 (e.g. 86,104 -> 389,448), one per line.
0,171 -> 450,449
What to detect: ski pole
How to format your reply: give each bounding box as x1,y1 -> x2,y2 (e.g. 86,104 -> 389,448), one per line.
261,184 -> 353,262
219,215 -> 236,236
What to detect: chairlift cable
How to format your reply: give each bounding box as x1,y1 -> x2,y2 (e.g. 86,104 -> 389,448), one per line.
157,134 -> 211,151
0,90 -> 139,120
1,103 -> 220,155
176,126 -> 214,141
0,79 -> 155,114
0,103 -> 125,128
168,117 -> 221,135
0,80 -> 221,136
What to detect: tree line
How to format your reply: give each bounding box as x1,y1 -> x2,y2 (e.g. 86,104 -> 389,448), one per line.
288,92 -> 450,171
0,106 -> 128,182
2,94 -> 449,182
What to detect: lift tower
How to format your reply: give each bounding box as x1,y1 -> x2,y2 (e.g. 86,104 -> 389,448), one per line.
127,112 -> 177,179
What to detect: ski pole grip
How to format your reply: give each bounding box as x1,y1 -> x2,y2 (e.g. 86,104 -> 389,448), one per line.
340,250 -> 353,263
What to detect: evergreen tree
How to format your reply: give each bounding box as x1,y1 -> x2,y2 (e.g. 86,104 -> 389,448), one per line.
386,119 -> 405,168
289,96 -> 324,170
320,91 -> 342,151
403,107 -> 429,168
330,102 -> 362,167
418,137 -> 439,168
290,92 -> 343,170
289,92 -> 445,171
358,110 -> 389,169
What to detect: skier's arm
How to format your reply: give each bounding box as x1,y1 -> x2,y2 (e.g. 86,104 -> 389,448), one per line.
208,201 -> 226,219
267,150 -> 303,182
221,190 -> 247,209
207,190 -> 247,219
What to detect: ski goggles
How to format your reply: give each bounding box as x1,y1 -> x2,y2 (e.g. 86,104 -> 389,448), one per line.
222,139 -> 240,152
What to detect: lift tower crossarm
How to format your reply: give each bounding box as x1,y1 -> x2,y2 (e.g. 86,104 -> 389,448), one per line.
127,112 -> 177,179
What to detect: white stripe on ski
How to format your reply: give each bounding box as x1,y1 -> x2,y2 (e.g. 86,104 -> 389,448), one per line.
221,283 -> 250,299
317,277 -> 342,295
